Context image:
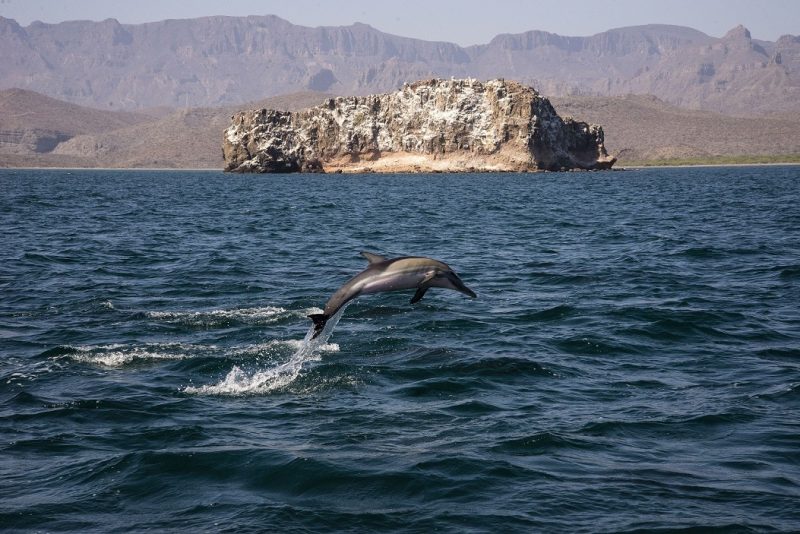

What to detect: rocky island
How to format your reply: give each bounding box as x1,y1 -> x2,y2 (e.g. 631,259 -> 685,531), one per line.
222,78 -> 616,173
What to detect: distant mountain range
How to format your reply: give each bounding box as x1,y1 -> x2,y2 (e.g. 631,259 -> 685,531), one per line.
1,15 -> 799,116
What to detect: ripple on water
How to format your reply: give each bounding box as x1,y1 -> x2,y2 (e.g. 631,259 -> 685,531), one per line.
553,335 -> 645,356
492,431 -> 595,455
579,411 -> 758,440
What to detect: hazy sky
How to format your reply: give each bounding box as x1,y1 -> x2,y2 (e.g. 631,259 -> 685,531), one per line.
1,0 -> 797,44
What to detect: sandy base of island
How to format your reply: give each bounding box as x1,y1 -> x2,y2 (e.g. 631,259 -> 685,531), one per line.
318,150 -> 540,173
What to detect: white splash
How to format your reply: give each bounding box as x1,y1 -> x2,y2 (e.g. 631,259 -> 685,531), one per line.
225,338 -> 340,358
184,304 -> 349,396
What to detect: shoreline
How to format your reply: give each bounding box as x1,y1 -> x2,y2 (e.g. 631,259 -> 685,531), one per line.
618,161 -> 800,170
0,166 -> 222,172
3,161 -> 800,173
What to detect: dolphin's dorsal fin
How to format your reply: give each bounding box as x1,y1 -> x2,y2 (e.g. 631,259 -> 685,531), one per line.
360,251 -> 388,264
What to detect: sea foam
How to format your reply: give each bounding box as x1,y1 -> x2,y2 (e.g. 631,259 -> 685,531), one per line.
65,343 -> 207,367
184,305 -> 348,396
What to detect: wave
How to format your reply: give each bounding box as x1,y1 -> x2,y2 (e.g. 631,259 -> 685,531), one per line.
553,335 -> 644,356
493,431 -> 593,455
519,304 -> 578,322
57,342 -> 208,367
2,358 -> 67,386
673,246 -> 726,258
756,347 -> 800,362
751,382 -> 800,402
527,271 -> 595,285
44,338 -> 342,370
443,399 -> 504,415
580,411 -> 757,438
775,264 -> 800,279
142,306 -> 314,328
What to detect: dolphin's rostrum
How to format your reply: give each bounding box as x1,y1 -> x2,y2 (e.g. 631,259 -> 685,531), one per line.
308,251 -> 477,338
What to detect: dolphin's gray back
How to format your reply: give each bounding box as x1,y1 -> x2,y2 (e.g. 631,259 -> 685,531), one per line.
321,257 -> 450,316
309,253 -> 474,339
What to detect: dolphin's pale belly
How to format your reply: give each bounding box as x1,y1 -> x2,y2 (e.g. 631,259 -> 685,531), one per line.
358,270 -> 429,295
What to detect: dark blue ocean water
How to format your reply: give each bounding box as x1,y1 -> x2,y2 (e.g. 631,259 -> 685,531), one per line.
1,167 -> 799,532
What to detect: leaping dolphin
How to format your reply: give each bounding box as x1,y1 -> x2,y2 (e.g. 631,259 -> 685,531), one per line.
308,251 -> 477,338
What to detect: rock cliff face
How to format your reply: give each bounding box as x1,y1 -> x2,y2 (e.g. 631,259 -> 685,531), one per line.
222,79 -> 615,173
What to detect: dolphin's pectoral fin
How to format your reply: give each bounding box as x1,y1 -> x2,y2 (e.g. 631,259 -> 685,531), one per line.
410,286 -> 429,304
360,251 -> 388,264
308,313 -> 330,339
410,272 -> 437,304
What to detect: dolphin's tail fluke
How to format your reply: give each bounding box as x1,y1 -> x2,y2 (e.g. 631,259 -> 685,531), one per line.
308,313 -> 329,339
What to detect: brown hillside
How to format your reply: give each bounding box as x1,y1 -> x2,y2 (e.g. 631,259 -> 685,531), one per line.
550,94 -> 800,164
0,88 -> 149,133
1,91 -> 332,168
0,88 -> 152,154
